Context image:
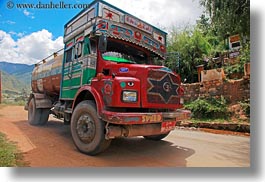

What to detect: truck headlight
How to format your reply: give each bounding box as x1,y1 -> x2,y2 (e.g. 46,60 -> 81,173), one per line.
122,91 -> 137,102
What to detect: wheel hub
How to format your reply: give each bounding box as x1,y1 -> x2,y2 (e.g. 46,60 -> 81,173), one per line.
76,114 -> 96,143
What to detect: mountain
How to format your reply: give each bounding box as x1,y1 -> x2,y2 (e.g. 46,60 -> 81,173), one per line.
0,61 -> 34,75
1,71 -> 30,94
0,62 -> 34,87
0,62 -> 34,95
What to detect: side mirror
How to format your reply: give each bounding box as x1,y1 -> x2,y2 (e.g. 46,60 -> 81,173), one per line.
98,34 -> 107,52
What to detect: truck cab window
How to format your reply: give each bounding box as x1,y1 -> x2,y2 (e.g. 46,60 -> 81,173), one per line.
101,40 -> 148,64
84,37 -> 96,56
65,48 -> 73,63
75,42 -> 83,59
90,39 -> 96,54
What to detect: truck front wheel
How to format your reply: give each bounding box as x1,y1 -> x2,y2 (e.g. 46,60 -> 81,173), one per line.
143,132 -> 170,141
28,98 -> 49,126
71,100 -> 111,155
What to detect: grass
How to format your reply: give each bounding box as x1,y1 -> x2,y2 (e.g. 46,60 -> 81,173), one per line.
188,117 -> 250,124
188,118 -> 229,123
0,100 -> 26,106
0,132 -> 25,167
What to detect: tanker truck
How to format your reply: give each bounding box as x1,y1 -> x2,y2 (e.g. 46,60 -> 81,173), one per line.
25,0 -> 191,155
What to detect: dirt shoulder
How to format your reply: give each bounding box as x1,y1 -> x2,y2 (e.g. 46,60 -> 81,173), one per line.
0,105 -> 36,153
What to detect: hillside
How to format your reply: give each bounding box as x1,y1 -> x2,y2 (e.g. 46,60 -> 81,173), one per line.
0,62 -> 34,87
1,71 -> 30,94
0,61 -> 34,75
0,61 -> 34,90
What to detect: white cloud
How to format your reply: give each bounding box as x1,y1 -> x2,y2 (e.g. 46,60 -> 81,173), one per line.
23,10 -> 30,16
4,20 -> 16,25
23,9 -> 35,19
105,0 -> 204,30
0,29 -> 63,65
8,31 -> 25,38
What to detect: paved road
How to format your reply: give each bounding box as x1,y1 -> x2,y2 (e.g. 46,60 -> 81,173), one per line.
0,106 -> 250,167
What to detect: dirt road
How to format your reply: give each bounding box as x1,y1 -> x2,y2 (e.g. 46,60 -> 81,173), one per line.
0,105 -> 250,167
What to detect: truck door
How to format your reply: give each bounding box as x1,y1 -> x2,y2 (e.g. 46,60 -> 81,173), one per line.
61,36 -> 83,99
60,35 -> 97,99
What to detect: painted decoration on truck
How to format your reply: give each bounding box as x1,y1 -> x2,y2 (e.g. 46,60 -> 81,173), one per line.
142,114 -> 162,123
143,36 -> 159,50
110,25 -> 133,38
65,8 -> 95,36
124,15 -> 153,34
153,32 -> 165,45
96,19 -> 166,58
37,79 -> 44,92
147,70 -> 179,104
97,20 -> 109,31
103,8 -> 120,22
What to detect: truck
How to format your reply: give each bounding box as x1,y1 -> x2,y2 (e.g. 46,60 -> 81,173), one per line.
25,0 -> 191,155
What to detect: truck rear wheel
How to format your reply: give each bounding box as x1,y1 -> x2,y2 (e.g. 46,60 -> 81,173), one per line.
71,100 -> 111,155
144,132 -> 170,141
28,98 -> 49,126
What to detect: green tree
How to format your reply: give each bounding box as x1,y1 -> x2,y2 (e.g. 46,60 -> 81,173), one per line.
167,27 -> 212,83
200,0 -> 250,40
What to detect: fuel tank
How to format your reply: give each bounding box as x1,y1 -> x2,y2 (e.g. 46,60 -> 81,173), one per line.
31,54 -> 63,96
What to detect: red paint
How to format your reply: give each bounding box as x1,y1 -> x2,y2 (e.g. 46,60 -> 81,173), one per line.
105,12 -> 113,20
134,31 -> 142,41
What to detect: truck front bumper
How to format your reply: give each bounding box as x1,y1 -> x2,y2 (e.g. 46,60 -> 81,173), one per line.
101,109 -> 191,125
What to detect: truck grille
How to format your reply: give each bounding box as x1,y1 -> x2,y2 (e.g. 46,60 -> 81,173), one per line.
147,69 -> 180,104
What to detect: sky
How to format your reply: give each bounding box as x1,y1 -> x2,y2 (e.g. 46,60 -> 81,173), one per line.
0,0 -> 204,65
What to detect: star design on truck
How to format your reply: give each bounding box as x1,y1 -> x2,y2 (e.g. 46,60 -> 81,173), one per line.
105,12 -> 113,20
148,73 -> 179,103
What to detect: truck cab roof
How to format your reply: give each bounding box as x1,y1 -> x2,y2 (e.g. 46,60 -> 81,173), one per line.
63,0 -> 167,59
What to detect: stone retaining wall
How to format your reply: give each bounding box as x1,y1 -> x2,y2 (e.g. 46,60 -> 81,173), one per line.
182,78 -> 250,103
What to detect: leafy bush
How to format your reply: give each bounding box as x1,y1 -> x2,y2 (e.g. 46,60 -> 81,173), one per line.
239,99 -> 250,117
240,42 -> 250,63
185,96 -> 230,119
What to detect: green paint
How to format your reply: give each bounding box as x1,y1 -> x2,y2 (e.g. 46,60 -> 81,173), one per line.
63,69 -> 81,76
82,68 -> 96,85
62,77 -> 81,87
61,88 -> 78,99
61,66 -> 96,99
103,56 -> 135,63
84,36 -> 90,56
120,82 -> 126,88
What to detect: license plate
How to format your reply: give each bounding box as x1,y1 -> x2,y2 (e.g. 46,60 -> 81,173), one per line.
161,121 -> 176,132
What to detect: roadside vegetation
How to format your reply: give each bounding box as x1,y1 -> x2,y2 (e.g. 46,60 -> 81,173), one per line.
166,1 -> 250,125
165,0 -> 250,83
185,96 -> 229,120
1,99 -> 26,106
0,132 -> 25,167
184,96 -> 250,124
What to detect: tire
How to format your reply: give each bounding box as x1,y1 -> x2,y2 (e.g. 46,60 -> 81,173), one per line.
71,100 -> 111,155
28,98 -> 49,126
144,132 -> 170,141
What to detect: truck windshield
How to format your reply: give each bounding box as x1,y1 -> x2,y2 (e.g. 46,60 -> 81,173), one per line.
101,39 -> 148,64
